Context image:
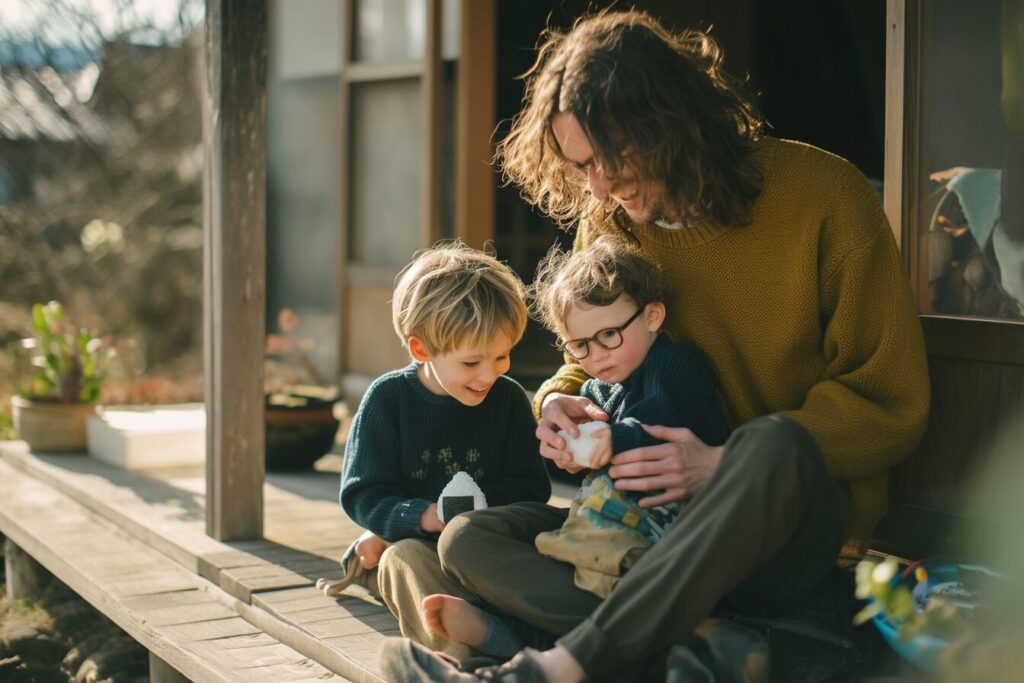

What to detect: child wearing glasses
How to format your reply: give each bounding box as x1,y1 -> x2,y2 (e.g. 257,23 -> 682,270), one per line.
318,242 -> 551,654
528,236 -> 729,599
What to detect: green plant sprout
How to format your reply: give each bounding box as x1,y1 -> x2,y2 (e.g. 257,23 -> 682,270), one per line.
19,301 -> 108,404
854,557 -> 968,644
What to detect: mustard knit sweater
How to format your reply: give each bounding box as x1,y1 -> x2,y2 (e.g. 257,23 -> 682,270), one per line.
535,138 -> 931,559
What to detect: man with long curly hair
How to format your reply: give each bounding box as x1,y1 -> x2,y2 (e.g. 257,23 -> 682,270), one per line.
381,10 -> 930,682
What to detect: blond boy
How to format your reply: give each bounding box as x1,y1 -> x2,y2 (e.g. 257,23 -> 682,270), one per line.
321,243 -> 550,656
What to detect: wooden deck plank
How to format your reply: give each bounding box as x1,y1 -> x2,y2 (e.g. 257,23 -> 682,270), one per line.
255,595 -> 383,619
0,443 -> 222,572
271,601 -> 389,624
303,613 -> 400,639
121,589 -> 215,611
201,545 -> 340,570
182,641 -> 347,680
206,632 -> 281,650
223,556 -> 342,579
132,602 -> 241,627
323,632 -> 401,676
0,458 -> 362,682
190,640 -> 315,668
0,444 -> 401,682
160,617 -> 263,643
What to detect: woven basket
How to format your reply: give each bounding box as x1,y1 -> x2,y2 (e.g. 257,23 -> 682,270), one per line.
11,396 -> 97,453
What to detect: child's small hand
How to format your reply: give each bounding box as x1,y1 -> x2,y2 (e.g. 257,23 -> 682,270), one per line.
588,427 -> 613,469
356,533 -> 388,570
420,502 -> 445,533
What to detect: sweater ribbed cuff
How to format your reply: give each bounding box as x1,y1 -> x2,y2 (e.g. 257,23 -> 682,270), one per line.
388,498 -> 433,540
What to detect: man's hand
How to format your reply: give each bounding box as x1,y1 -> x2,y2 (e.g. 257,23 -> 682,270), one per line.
608,424 -> 725,507
536,393 -> 608,473
420,502 -> 445,533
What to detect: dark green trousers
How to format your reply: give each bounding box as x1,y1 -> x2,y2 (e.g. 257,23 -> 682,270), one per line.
437,415 -> 845,677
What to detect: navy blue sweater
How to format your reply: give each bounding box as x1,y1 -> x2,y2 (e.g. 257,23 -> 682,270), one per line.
340,362 -> 551,541
581,334 -> 730,454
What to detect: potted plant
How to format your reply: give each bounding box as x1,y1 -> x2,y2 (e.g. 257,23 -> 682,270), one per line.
264,308 -> 343,470
12,301 -> 110,452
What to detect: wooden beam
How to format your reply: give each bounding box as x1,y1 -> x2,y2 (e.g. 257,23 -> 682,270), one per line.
4,538 -> 49,600
203,0 -> 267,540
455,0 -> 496,250
921,316 -> 1024,366
149,653 -> 190,683
336,0 -> 353,387
883,0 -> 904,249
421,0 -> 444,248
883,0 -> 921,272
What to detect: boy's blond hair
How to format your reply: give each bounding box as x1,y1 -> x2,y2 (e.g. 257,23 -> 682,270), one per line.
392,242 -> 528,355
529,236 -> 669,337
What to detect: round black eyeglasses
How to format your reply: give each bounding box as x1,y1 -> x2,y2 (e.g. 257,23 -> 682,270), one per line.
559,307 -> 644,360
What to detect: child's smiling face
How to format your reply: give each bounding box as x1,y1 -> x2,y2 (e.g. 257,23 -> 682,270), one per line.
561,294 -> 664,384
413,331 -> 514,406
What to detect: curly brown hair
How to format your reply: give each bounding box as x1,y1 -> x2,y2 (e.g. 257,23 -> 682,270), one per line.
529,236 -> 669,338
496,9 -> 764,235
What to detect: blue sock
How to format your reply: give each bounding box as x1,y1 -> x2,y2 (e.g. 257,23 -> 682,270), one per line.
476,611 -> 525,659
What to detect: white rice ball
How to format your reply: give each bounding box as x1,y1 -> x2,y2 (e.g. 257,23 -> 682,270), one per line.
558,420 -> 609,468
437,471 -> 488,523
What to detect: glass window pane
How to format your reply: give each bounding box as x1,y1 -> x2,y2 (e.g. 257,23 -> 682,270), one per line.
442,0 -> 460,61
919,0 -> 1023,320
269,0 -> 343,79
349,79 -> 422,266
354,0 -> 425,63
267,76 -> 340,383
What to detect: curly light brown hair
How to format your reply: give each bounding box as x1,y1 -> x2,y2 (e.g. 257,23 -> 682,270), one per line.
392,242 -> 528,355
497,10 -> 764,235
529,236 -> 670,338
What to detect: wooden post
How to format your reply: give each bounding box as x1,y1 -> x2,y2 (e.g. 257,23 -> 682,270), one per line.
149,653 -> 190,683
4,538 -> 49,600
203,0 -> 267,540
455,0 -> 496,250
421,0 -> 444,247
884,0 -> 925,302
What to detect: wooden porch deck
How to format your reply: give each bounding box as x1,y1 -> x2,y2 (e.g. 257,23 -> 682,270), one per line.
1,439 -> 902,681
0,442 -> 403,682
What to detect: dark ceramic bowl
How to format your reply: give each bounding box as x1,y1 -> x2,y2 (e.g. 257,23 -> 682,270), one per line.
265,389 -> 341,471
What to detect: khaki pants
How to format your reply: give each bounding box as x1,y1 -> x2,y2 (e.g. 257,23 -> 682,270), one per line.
379,416 -> 845,677
376,538 -> 483,660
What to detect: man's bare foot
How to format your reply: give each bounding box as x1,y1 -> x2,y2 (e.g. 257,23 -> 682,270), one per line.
421,594 -> 491,646
356,533 -> 388,569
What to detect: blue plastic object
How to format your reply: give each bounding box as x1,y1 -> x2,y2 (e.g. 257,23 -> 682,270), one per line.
871,563 -> 962,670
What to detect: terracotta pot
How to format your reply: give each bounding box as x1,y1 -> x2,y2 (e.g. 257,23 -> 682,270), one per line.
11,396 -> 97,453
265,393 -> 341,471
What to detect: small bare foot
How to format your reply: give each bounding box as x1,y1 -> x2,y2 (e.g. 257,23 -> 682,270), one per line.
356,533 -> 388,569
421,594 -> 491,647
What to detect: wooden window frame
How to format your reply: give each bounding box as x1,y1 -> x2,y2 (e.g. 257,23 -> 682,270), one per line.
885,0 -> 1024,367
336,0 -> 444,370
